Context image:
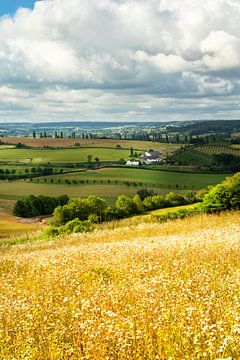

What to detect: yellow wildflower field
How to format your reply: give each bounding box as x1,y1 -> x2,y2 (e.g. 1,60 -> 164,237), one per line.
0,212 -> 239,359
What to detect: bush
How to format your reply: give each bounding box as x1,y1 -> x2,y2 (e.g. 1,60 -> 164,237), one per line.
199,172 -> 240,213
137,188 -> 156,200
51,195 -> 107,226
155,207 -> 199,223
46,219 -> 93,236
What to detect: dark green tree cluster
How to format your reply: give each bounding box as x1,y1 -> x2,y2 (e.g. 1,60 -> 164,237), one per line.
213,154 -> 240,171
13,195 -> 69,218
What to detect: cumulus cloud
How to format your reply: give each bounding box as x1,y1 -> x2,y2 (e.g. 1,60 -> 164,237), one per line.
0,0 -> 240,122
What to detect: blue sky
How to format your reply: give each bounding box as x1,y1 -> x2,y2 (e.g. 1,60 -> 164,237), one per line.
0,0 -> 37,16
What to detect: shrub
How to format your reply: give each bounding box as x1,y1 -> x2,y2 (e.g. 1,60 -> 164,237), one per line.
200,172 -> 240,213
51,195 -> 107,226
137,188 -> 156,200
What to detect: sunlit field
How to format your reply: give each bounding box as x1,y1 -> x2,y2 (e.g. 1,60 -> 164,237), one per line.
0,211 -> 239,359
0,200 -> 43,242
1,137 -> 182,155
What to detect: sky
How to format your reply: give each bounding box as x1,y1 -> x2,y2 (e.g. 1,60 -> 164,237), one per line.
0,0 -> 240,123
0,1 -> 36,16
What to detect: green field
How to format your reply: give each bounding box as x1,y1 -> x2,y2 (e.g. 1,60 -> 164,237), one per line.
0,147 -> 131,163
35,167 -> 230,189
0,181 -> 154,203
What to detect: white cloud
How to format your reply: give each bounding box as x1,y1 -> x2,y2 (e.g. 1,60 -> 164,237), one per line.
0,0 -> 240,122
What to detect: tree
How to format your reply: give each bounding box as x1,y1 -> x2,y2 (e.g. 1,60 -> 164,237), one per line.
137,188 -> 156,200
200,173 -> 240,213
132,194 -> 144,213
115,195 -> 135,216
87,155 -> 92,163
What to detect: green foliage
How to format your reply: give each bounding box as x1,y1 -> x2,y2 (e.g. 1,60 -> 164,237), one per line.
165,192 -> 187,206
13,195 -> 69,218
48,190 -> 196,236
137,188 -> 156,200
115,195 -> 135,217
51,195 -> 107,226
154,207 -> 199,222
200,172 -> 240,213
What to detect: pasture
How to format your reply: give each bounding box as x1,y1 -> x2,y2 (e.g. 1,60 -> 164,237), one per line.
0,147 -> 131,164
0,181 -> 151,203
35,167 -> 230,190
0,211 -> 239,358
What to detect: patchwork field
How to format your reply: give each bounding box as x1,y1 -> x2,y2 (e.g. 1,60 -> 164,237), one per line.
1,137 -> 182,154
0,211 -> 239,358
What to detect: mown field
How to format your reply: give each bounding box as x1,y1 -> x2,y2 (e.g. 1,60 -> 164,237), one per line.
1,137 -> 182,154
0,147 -> 131,164
36,167 -> 230,189
0,181 -> 149,203
0,211 -> 239,358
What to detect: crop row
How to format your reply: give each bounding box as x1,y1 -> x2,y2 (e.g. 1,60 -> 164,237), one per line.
196,145 -> 240,156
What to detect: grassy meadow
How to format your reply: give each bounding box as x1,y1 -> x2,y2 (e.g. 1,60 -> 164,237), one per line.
38,167 -> 230,189
0,147 -> 131,164
0,169 -> 229,202
0,211 -> 239,359
0,181 -> 146,202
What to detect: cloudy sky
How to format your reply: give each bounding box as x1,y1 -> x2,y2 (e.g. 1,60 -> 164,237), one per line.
0,0 -> 240,123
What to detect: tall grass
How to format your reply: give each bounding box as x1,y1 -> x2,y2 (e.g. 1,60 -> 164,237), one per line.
0,212 -> 239,359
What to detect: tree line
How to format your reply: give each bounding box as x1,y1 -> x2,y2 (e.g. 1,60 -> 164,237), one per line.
47,191 -> 197,235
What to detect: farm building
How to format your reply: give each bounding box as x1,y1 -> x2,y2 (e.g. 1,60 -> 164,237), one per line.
126,160 -> 140,166
139,150 -> 161,164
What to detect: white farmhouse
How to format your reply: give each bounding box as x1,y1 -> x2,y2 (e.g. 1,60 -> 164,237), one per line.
139,150 -> 161,165
126,160 -> 140,166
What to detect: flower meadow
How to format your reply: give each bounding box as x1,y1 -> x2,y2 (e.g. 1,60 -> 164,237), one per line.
0,212 -> 239,359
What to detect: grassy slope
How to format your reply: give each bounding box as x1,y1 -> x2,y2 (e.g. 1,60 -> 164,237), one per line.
197,145 -> 240,157
0,211 -> 239,359
173,148 -> 214,166
0,199 -> 43,240
41,167 -> 230,188
0,169 -> 230,202
0,182 -> 151,202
